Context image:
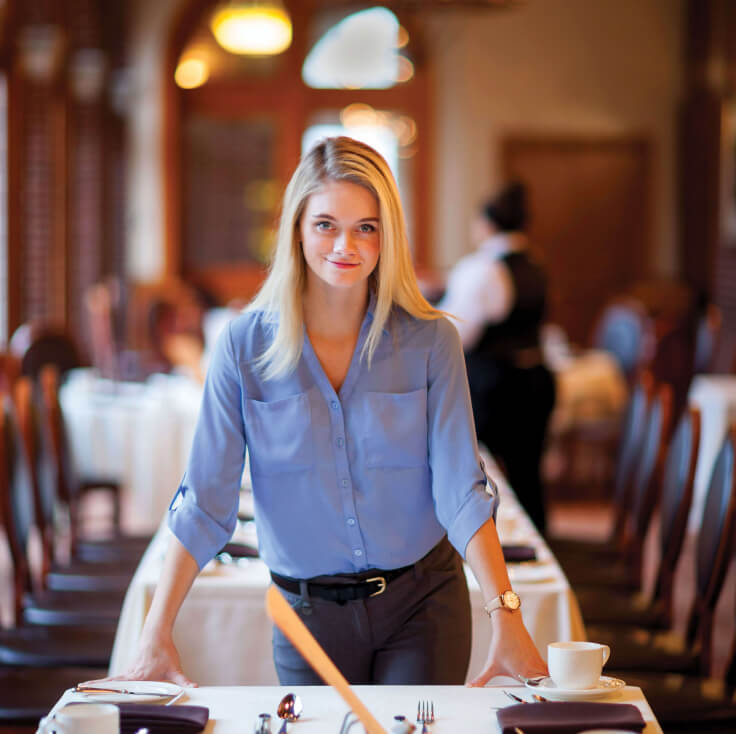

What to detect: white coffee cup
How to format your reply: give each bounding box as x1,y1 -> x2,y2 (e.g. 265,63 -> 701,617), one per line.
548,641 -> 610,689
36,703 -> 119,734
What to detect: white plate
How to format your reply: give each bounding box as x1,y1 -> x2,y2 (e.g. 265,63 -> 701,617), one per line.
508,564 -> 557,584
75,681 -> 182,703
527,676 -> 626,701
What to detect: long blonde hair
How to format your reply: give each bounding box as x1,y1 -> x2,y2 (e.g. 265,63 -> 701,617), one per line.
249,136 -> 441,380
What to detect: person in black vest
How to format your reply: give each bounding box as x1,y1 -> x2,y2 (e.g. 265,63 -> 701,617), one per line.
439,182 -> 556,534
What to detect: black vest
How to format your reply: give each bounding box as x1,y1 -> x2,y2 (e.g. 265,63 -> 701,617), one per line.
466,250 -> 547,368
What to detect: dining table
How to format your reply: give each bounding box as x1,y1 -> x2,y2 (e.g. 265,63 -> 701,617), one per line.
47,682 -> 664,733
108,458 -> 585,686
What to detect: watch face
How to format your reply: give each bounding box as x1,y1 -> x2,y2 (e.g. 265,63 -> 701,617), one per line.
502,590 -> 521,610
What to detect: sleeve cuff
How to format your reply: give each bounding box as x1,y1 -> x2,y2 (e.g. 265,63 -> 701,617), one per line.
167,486 -> 234,570
447,484 -> 500,560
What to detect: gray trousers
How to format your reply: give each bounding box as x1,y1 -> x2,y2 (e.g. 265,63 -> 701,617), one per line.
271,537 -> 472,685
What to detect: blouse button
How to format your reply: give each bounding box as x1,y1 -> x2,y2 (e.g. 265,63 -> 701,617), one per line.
347,517 -> 356,526
353,548 -> 363,557
337,437 -> 344,448
331,400 -> 339,410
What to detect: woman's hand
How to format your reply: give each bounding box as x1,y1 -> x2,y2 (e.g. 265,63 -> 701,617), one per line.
466,610 -> 548,687
80,629 -> 197,688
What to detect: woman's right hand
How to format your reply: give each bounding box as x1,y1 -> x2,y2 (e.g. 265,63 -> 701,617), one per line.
80,630 -> 197,688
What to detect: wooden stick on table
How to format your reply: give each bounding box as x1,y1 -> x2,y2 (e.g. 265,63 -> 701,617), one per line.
265,585 -> 388,734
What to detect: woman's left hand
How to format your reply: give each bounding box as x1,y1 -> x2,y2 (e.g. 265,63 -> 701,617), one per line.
466,609 -> 548,687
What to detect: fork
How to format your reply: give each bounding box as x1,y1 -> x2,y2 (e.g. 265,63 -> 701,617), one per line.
416,700 -> 435,733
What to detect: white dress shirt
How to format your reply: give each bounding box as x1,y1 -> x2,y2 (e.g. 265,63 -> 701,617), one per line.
438,233 -> 529,350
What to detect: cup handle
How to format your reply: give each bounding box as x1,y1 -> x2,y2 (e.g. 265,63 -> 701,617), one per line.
601,644 -> 610,666
37,714 -> 68,734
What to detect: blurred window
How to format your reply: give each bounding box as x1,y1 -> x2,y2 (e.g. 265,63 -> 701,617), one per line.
184,116 -> 277,267
303,7 -> 406,89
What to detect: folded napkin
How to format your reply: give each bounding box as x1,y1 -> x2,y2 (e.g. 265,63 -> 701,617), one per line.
116,703 -> 209,734
496,701 -> 645,733
502,544 -> 537,563
218,541 -> 259,558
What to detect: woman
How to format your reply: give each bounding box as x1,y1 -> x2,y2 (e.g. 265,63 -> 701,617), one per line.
439,182 -> 556,535
107,138 -> 546,687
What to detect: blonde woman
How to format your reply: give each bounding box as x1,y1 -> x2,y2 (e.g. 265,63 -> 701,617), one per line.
106,137 -> 546,686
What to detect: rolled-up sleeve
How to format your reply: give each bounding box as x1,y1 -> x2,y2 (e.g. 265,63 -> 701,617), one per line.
168,321 -> 246,569
427,317 -> 499,558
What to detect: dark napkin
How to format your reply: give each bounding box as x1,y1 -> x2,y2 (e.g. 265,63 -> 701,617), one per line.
502,544 -> 537,563
218,541 -> 259,558
116,703 -> 209,734
496,701 -> 646,733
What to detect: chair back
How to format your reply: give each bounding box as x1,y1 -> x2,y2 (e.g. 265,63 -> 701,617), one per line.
689,424 -> 736,674
9,322 -> 83,381
14,376 -> 58,573
657,407 -> 701,580
693,303 -> 722,375
0,394 -> 36,621
610,372 -> 654,542
629,382 -> 673,542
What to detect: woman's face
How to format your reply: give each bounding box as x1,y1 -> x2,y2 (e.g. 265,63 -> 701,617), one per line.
300,180 -> 380,294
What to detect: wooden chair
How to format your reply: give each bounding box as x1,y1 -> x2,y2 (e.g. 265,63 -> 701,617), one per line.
0,394 -> 116,669
608,426 -> 736,732
556,381 -> 673,590
9,322 -> 84,381
575,406 -> 700,629
549,372 -> 654,560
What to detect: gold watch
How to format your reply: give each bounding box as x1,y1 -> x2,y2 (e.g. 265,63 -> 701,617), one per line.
484,589 -> 521,616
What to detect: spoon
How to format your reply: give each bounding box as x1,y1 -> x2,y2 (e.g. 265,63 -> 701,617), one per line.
516,674 -> 547,687
277,692 -> 303,733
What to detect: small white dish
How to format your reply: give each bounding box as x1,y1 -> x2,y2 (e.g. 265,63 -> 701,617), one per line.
526,676 -> 625,701
75,680 -> 183,703
508,564 -> 557,584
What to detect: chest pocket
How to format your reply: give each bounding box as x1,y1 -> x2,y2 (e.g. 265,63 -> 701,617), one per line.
361,388 -> 428,469
244,392 -> 314,475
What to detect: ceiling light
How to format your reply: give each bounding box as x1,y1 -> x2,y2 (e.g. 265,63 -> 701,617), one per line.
210,1 -> 292,56
175,57 -> 210,89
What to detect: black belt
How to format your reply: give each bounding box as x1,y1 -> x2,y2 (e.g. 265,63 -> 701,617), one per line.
270,564 -> 414,604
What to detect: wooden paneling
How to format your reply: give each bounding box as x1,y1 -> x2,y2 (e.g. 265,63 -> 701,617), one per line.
503,137 -> 652,345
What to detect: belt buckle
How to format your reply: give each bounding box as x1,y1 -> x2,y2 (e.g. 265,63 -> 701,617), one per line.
366,576 -> 386,597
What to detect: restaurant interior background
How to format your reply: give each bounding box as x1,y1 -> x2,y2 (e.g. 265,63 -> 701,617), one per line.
1,0 -> 736,729
2,0 -> 736,504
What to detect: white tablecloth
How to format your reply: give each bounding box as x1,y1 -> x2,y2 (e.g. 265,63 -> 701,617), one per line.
687,374 -> 736,530
50,684 -> 663,733
109,464 -> 584,686
60,369 -> 203,533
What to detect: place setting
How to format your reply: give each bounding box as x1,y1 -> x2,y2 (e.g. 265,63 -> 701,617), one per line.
496,641 -> 641,734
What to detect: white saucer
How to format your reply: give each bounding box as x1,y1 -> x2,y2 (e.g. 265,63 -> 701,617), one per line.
75,680 -> 182,703
526,676 -> 625,701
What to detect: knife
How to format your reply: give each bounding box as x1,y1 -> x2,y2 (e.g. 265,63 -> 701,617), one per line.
73,685 -> 175,697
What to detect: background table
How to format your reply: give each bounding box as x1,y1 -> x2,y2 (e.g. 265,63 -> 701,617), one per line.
687,374 -> 736,529
60,369 -> 202,533
50,683 -> 663,733
109,462 -> 585,686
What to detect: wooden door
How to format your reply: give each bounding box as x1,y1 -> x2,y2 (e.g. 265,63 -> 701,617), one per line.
503,137 -> 652,345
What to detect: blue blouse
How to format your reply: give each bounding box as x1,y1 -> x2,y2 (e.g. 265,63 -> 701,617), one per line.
168,297 -> 498,577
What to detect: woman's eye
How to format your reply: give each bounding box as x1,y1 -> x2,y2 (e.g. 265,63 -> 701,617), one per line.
315,221 -> 333,231
358,223 -> 377,233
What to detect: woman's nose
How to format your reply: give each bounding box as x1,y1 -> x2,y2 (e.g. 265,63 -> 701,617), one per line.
333,231 -> 356,254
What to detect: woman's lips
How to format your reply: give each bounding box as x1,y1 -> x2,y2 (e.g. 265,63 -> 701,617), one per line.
327,260 -> 359,269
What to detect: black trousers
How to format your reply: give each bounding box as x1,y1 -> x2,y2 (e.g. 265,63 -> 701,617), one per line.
469,363 -> 556,535
271,537 -> 471,685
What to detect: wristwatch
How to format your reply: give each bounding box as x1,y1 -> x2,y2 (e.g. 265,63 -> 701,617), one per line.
484,589 -> 521,616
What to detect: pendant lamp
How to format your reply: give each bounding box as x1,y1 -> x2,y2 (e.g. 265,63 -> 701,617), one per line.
210,1 -> 292,56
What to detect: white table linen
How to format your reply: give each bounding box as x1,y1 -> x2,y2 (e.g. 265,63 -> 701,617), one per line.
59,369 -> 202,533
49,683 -> 663,733
109,463 -> 584,686
687,374 -> 736,529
